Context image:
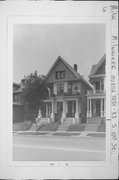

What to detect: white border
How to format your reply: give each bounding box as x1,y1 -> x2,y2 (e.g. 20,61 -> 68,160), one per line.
0,1 -> 118,179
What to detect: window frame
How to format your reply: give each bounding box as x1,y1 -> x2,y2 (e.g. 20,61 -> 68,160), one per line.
68,82 -> 72,94
55,70 -> 65,79
57,83 -> 64,95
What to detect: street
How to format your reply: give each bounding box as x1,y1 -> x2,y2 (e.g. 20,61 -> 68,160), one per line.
13,133 -> 105,161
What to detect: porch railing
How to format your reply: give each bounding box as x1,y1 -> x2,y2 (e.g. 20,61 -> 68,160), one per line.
87,89 -> 105,95
50,91 -> 80,98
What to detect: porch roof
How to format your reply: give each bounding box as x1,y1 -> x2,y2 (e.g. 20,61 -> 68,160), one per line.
86,93 -> 106,99
43,95 -> 80,102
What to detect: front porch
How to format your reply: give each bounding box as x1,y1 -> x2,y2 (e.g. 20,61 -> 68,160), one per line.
86,97 -> 106,126
39,99 -> 82,125
87,98 -> 105,118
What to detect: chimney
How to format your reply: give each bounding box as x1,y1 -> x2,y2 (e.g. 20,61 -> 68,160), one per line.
74,64 -> 77,72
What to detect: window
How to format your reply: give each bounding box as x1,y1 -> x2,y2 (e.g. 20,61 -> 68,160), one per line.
57,83 -> 64,95
95,81 -> 100,90
95,80 -> 104,92
101,79 -> 104,90
56,70 -> 65,79
68,82 -> 72,94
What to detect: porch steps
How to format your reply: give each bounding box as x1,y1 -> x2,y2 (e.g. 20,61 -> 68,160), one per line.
64,118 -> 74,124
85,117 -> 102,131
57,118 -> 73,131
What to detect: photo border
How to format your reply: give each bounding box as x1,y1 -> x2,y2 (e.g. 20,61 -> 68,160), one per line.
0,1 -> 118,179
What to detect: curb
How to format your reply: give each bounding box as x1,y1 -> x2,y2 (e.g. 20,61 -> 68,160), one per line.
13,130 -> 106,138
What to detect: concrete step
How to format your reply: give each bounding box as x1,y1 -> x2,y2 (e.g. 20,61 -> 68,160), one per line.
64,118 -> 73,124
57,123 -> 71,131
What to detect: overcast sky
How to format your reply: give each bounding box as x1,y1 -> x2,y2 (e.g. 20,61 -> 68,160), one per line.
13,24 -> 105,83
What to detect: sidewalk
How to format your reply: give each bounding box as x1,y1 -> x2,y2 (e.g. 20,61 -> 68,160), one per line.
13,130 -> 106,138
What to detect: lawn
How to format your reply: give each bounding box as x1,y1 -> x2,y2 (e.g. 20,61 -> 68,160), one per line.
18,132 -> 49,135
87,133 -> 106,137
13,121 -> 32,131
38,122 -> 59,131
53,132 -> 81,136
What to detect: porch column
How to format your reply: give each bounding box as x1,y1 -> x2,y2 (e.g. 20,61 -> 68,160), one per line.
61,100 -> 66,123
75,99 -> 80,123
87,98 -> 90,117
66,101 -> 68,114
101,98 -> 104,117
72,101 -> 75,117
90,99 -> 92,117
51,101 -> 54,122
101,98 -> 103,117
104,98 -> 106,117
46,103 -> 48,118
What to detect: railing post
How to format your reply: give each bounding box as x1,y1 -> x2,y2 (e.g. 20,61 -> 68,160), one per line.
101,98 -> 103,117
51,100 -> 54,122
90,99 -> 92,117
87,98 -> 89,117
61,101 -> 66,123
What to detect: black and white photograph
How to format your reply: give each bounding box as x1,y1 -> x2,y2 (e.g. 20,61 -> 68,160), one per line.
13,23 -> 106,161
0,1 -> 118,179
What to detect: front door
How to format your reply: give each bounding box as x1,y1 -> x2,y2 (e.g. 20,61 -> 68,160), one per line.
96,100 -> 101,117
56,102 -> 63,123
67,101 -> 76,117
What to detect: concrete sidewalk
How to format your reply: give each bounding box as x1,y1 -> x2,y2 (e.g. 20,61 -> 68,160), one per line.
13,130 -> 106,138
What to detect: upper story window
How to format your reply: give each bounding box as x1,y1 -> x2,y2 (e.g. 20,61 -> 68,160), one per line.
94,79 -> 104,92
57,83 -> 64,95
95,81 -> 100,90
56,70 -> 65,79
68,82 -> 72,94
101,79 -> 104,90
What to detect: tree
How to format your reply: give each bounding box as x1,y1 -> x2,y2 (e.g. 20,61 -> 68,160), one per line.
22,70 -> 48,121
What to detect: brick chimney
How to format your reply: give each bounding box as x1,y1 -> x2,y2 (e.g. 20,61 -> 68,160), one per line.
74,64 -> 77,72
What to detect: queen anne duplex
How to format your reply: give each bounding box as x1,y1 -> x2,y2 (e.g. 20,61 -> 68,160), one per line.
40,56 -> 92,125
86,54 -> 106,125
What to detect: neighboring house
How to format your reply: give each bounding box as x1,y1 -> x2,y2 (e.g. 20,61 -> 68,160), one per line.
13,82 -> 24,123
40,56 -> 92,124
86,54 -> 106,124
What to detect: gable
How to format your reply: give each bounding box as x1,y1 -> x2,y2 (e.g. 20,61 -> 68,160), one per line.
45,58 -> 77,83
95,61 -> 105,75
89,54 -> 106,77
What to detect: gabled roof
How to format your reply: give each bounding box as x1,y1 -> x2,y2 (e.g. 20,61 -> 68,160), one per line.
45,56 -> 82,80
89,53 -> 106,77
90,65 -> 97,76
44,56 -> 92,89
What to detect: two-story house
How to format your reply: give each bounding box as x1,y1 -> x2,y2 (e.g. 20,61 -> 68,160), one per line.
86,54 -> 106,125
40,56 -> 92,125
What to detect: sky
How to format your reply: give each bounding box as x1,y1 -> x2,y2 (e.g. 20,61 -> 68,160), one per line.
13,24 -> 105,83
